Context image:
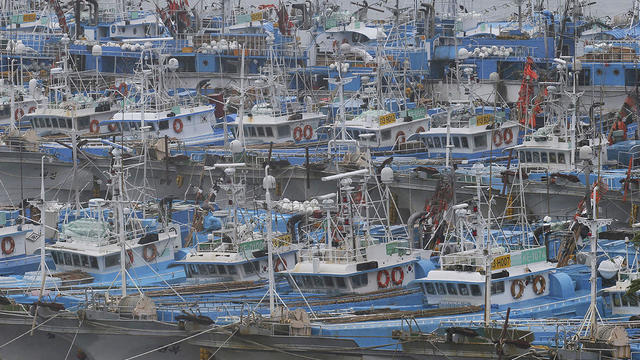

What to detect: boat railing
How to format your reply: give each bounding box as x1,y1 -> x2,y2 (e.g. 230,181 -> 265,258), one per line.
618,146 -> 640,169
298,246 -> 367,264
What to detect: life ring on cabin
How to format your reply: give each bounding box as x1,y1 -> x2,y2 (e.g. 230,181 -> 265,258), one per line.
176,174 -> 184,188
173,118 -> 184,133
415,126 -> 425,133
275,258 -> 287,272
293,126 -> 303,141
108,123 -> 118,132
332,40 -> 339,51
510,279 -> 525,299
391,267 -> 404,286
377,269 -> 390,288
395,131 -> 406,145
28,106 -> 37,114
143,244 -> 158,262
118,82 -> 128,97
303,124 -> 313,140
493,130 -> 503,147
89,119 -> 100,133
1,236 -> 15,255
533,275 -> 546,295
14,108 -> 24,121
126,249 -> 134,264
503,128 -> 513,145
352,191 -> 363,203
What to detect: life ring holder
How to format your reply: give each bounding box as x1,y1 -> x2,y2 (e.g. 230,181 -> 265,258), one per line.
510,279 -> 525,299
89,119 -> 100,133
493,130 -> 503,147
275,258 -> 287,272
532,275 -> 546,295
303,124 -> 313,140
173,118 -> 184,133
503,127 -> 514,145
293,126 -> 303,141
143,244 -> 158,262
15,108 -> 24,121
1,236 -> 15,255
377,270 -> 390,288
391,267 -> 404,286
28,106 -> 37,114
108,123 -> 118,132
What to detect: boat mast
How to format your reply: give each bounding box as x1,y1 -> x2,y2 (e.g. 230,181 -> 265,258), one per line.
37,156 -> 47,301
263,165 -> 276,316
115,149 -> 127,297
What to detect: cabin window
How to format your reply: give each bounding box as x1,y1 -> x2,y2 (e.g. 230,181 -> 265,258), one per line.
625,69 -> 640,87
131,122 -> 140,130
313,276 -> 324,288
45,118 -> 53,127
243,261 -> 257,274
351,273 -> 368,288
62,252 -> 72,265
265,127 -> 274,137
217,265 -> 227,274
470,284 -> 482,296
323,277 -> 334,288
51,251 -> 61,264
65,118 -> 72,128
189,265 -> 198,275
90,256 -> 98,268
491,281 -> 505,295
630,295 -> 638,306
197,264 -> 209,275
71,253 -> 80,266
228,265 -> 237,274
426,137 -> 433,148
433,137 -> 441,148
381,130 -> 391,141
613,293 -> 621,307
549,152 -> 557,163
257,127 -> 265,137
446,283 -> 458,295
622,294 -> 629,306
336,277 -> 347,288
425,283 -> 436,294
78,116 -> 90,130
473,134 -> 487,149
453,136 -> 460,148
187,116 -> 192,122
441,137 -> 447,147
458,284 -> 470,296
105,253 -> 120,267
80,255 -> 89,267
461,137 -> 469,148
436,282 -> 446,295
541,152 -> 548,163
209,265 -> 217,274
159,120 -> 169,130
525,151 -> 532,163
249,127 -> 257,137
301,275 -> 312,288
533,152 -> 540,163
277,125 -> 290,138
558,153 -> 566,164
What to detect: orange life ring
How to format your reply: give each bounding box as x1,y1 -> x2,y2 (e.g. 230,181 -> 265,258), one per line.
89,119 -> 100,133
126,249 -> 134,264
275,258 -> 287,272
395,131 -> 406,144
391,267 -> 404,286
332,40 -> 338,50
118,82 -> 128,96
377,270 -> 390,288
415,126 -> 425,133
353,191 -> 363,203
108,123 -> 118,132
503,128 -> 513,145
1,236 -> 15,255
303,124 -> 313,140
533,275 -> 545,295
173,118 -> 183,133
143,244 -> 158,262
510,279 -> 525,299
493,130 -> 503,147
293,126 -> 303,141
28,106 -> 37,114
14,108 -> 24,121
